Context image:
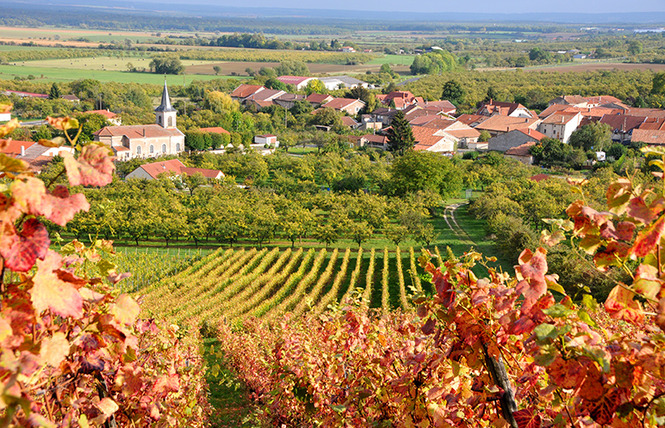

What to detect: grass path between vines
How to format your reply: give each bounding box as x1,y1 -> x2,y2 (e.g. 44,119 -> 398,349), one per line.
202,338 -> 260,427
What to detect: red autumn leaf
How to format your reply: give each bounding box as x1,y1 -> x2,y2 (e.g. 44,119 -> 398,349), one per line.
632,264 -> 662,301
599,221 -> 636,242
153,374 -> 180,394
605,285 -> 644,324
630,215 -> 665,258
582,387 -> 629,425
513,408 -> 541,428
31,250 -> 83,319
656,298 -> 665,332
627,196 -> 657,224
63,144 -> 115,187
579,363 -> 605,401
515,248 -> 549,315
0,218 -> 50,272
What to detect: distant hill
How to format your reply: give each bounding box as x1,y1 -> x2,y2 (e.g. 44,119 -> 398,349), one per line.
1,0 -> 664,28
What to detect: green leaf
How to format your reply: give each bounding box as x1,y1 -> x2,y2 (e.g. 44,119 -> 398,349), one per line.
534,323 -> 558,342
543,304 -> 574,318
578,309 -> 598,328
582,294 -> 598,310
330,404 -> 346,413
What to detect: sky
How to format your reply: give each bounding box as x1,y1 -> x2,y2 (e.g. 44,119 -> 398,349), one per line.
146,0 -> 665,14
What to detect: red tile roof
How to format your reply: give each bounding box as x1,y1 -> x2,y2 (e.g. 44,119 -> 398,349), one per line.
476,116 -> 539,133
445,128 -> 481,139
94,124 -> 182,139
515,128 -> 545,141
322,98 -> 364,110
84,109 -> 117,119
456,114 -> 486,127
199,127 -> 230,134
136,159 -> 224,179
599,114 -> 646,132
230,84 -> 264,99
340,116 -> 358,127
505,142 -> 536,157
0,139 -> 37,157
632,129 -> 665,146
541,112 -> 580,125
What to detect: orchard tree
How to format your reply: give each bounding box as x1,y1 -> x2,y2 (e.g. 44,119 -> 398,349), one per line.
569,121 -> 612,151
441,80 -> 465,106
149,54 -> 184,74
386,110 -> 415,155
305,79 -> 326,95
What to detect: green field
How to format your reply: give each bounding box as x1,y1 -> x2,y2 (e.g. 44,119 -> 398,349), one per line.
368,54 -> 415,65
0,64 -> 245,84
17,56 -> 214,72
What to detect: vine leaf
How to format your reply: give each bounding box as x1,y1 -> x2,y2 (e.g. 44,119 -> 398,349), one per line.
630,215 -> 665,258
40,332 -> 70,367
604,285 -> 644,324
12,177 -> 90,226
0,218 -> 50,272
111,294 -> 140,325
513,408 -> 541,428
63,144 -> 115,187
515,248 -> 549,314
31,251 -> 83,319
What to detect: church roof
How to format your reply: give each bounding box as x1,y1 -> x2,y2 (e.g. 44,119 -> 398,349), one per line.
154,81 -> 176,113
94,124 -> 183,139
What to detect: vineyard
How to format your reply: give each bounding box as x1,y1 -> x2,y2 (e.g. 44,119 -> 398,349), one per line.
137,246 -> 431,324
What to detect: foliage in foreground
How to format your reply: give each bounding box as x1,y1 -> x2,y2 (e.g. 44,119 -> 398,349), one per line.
0,115 -> 209,426
217,151 -> 665,427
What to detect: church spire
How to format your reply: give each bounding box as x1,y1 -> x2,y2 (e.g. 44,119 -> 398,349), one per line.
155,80 -> 176,113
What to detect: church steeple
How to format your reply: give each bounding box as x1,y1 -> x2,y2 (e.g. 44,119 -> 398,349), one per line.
155,80 -> 177,129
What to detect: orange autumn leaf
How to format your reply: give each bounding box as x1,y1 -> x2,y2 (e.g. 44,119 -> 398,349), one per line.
40,332 -> 70,367
0,119 -> 19,139
11,177 -> 90,226
605,285 -> 644,324
111,294 -> 140,325
46,116 -> 79,131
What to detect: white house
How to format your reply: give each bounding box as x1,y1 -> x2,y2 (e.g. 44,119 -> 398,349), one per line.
538,112 -> 583,144
254,134 -> 278,146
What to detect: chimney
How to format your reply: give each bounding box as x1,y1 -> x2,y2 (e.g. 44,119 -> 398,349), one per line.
20,146 -> 24,156
143,128 -> 146,137
162,164 -> 166,170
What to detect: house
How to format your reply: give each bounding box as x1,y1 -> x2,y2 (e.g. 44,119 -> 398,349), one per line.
340,116 -> 360,129
505,142 -> 536,165
230,84 -> 265,101
412,127 -> 456,153
254,134 -> 278,146
306,93 -> 334,108
1,139 -> 75,173
538,112 -> 582,144
475,116 -> 541,137
476,100 -> 534,118
93,82 -> 185,161
548,95 -> 589,108
319,76 -> 368,90
2,90 -> 48,99
277,76 -> 315,90
359,134 -> 389,149
456,114 -> 487,128
488,128 -> 545,153
0,106 -> 10,122
83,109 -> 121,126
341,46 -> 356,53
412,117 -> 480,149
380,91 -> 424,110
322,98 -> 366,115
61,94 -> 80,103
274,93 -> 306,110
243,88 -> 285,107
599,114 -> 646,143
126,159 -> 224,180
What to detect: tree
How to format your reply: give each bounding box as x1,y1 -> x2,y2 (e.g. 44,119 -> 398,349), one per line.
386,111 -> 415,156
275,60 -> 309,76
441,80 -> 465,106
264,77 -> 287,91
149,54 -> 184,75
311,107 -> 342,127
313,223 -> 339,248
478,130 -> 491,142
48,82 -> 61,100
628,40 -> 643,55
388,150 -> 462,198
305,79 -> 326,95
348,221 -> 373,247
529,47 -> 551,63
569,122 -> 612,151
213,65 -> 222,75
484,86 -> 499,102
652,72 -> 665,95
385,223 -> 409,245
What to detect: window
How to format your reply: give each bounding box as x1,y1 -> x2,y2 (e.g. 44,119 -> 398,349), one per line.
149,145 -> 154,154
137,146 -> 141,155
176,143 -> 181,151
168,117 -> 173,127
162,144 -> 167,153
158,116 -> 162,125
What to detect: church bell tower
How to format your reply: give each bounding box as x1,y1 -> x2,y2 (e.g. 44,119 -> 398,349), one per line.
155,80 -> 177,129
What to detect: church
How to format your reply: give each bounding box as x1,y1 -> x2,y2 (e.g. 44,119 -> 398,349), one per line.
93,82 -> 185,161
